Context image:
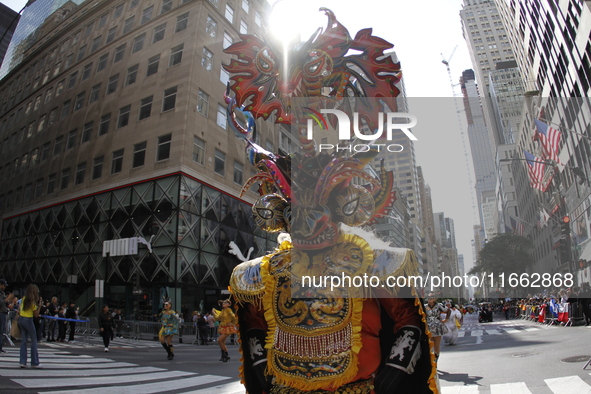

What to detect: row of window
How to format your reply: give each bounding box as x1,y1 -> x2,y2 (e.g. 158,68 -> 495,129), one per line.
1,0 -> 261,109
0,133 -> 248,210
0,86 -> 177,161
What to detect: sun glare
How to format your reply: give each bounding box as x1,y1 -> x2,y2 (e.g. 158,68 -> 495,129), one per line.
268,1 -> 326,45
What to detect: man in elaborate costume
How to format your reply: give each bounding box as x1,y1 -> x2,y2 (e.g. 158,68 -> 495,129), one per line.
224,8 -> 439,393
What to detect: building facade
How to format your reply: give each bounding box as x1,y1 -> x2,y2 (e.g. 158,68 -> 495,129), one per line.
0,0 -> 275,318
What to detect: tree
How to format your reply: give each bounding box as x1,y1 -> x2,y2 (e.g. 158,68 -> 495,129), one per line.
469,233 -> 534,275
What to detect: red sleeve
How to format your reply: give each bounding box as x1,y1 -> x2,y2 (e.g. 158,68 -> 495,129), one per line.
238,302 -> 268,331
378,296 -> 423,333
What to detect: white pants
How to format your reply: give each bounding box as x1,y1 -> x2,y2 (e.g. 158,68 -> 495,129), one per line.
443,323 -> 458,344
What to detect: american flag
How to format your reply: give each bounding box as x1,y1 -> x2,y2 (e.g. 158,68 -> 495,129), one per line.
509,216 -> 525,236
524,150 -> 550,191
534,119 -> 561,163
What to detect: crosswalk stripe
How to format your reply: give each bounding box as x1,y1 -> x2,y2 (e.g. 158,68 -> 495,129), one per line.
182,380 -> 246,393
485,329 -> 501,335
42,375 -> 231,394
470,330 -> 483,336
0,361 -> 138,369
490,382 -> 532,393
2,357 -> 114,364
503,328 -> 519,334
441,385 -> 480,393
13,370 -> 195,388
457,331 -> 465,337
0,366 -> 164,377
1,353 -> 92,359
545,375 -> 591,394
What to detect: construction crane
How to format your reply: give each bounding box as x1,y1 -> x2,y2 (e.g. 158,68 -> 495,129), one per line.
440,46 -> 479,225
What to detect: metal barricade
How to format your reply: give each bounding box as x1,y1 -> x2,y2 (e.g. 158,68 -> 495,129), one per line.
566,302 -> 585,327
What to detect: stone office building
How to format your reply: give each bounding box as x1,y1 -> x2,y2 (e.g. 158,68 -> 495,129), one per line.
0,0 -> 276,319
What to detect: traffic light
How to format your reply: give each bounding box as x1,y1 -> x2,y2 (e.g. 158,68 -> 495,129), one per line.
561,216 -> 571,238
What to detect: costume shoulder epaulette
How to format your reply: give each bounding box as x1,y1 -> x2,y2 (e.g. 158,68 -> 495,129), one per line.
230,256 -> 266,305
369,247 -> 419,297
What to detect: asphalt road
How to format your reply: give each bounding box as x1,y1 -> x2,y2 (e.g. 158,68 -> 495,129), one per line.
2,313 -> 591,393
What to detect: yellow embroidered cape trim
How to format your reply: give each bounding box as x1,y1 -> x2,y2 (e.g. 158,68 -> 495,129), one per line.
261,235 -> 368,391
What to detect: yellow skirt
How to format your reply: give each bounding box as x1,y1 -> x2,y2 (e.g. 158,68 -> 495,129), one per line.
219,325 -> 237,335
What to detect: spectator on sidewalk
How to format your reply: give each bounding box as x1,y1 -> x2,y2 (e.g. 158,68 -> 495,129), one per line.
57,307 -> 67,342
196,313 -> 209,345
65,301 -> 77,343
18,284 -> 42,368
0,279 -> 15,354
113,309 -> 123,339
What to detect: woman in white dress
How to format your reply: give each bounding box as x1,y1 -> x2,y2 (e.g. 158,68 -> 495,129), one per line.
443,302 -> 463,345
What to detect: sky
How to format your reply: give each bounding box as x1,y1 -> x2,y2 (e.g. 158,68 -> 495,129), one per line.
1,0 -> 480,270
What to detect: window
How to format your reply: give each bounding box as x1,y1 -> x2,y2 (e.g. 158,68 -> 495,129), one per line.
77,44 -> 87,62
220,68 -> 229,85
96,53 -> 109,73
92,156 -> 103,179
169,44 -> 183,66
255,11 -> 261,27
68,71 -> 78,89
130,0 -> 139,9
55,80 -> 64,97
34,95 -> 41,110
214,149 -> 225,175
30,148 -> 39,167
132,34 -> 146,53
75,162 -> 86,185
125,64 -> 139,86
98,13 -> 108,28
36,115 -> 45,133
223,32 -> 232,49
233,161 -> 243,184
141,6 -> 154,24
66,129 -> 77,149
48,108 -> 57,125
147,55 -> 160,76
34,178 -> 43,198
27,122 -> 35,138
91,35 -> 102,53
176,13 -> 189,32
193,136 -> 205,165
242,0 -> 249,12
153,23 -> 166,43
157,134 -> 172,160
114,44 -> 126,62
114,4 -> 124,18
217,104 -> 226,129
107,74 -> 119,94
81,121 -> 93,143
161,0 -> 172,14
44,87 -> 53,104
65,54 -> 73,69
60,168 -> 70,190
84,22 -> 94,37
75,92 -> 85,111
240,19 -> 248,34
162,86 -> 177,111
99,113 -> 111,136
106,26 -> 117,44
197,90 -> 209,116
123,16 -> 134,34
111,149 -> 124,174
61,100 -> 72,119
133,141 -> 146,167
118,105 -> 131,128
202,48 -> 212,71
139,96 -> 153,120
41,142 -> 50,161
206,16 -> 217,37
209,0 -> 219,7
225,4 -> 234,22
54,136 -> 63,155
89,84 -> 101,103
82,63 -> 92,80
47,173 -> 56,194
